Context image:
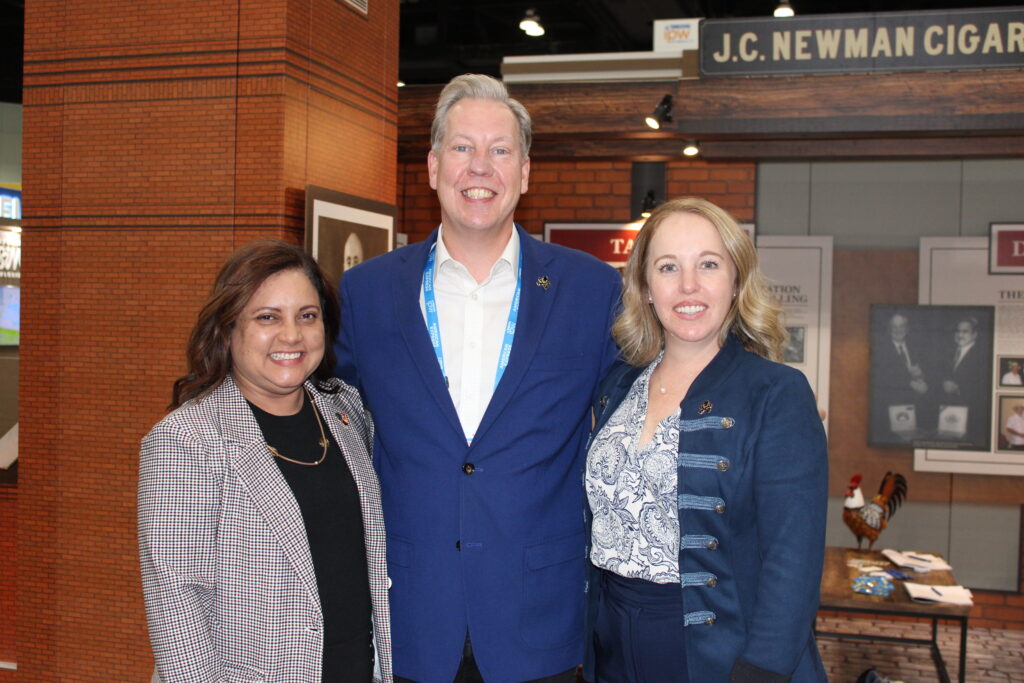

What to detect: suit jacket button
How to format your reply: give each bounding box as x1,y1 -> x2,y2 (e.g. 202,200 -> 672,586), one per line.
462,463 -> 475,475
720,417 -> 735,429
705,616 -> 716,625
714,503 -> 726,514
705,577 -> 718,588
707,539 -> 719,550
716,459 -> 729,472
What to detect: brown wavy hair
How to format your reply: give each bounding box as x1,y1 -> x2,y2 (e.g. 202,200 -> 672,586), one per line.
170,239 -> 340,408
612,197 -> 787,366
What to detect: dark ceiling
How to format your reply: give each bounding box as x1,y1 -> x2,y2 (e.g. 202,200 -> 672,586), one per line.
1,1 -> 1021,102
0,0 -> 22,103
398,0 -> 1024,84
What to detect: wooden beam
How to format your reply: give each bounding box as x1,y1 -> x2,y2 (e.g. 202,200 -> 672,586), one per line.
674,70 -> 1024,137
699,136 -> 1024,161
398,70 -> 1024,161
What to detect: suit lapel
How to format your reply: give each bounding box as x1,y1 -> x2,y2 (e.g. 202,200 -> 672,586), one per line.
217,377 -> 321,612
471,227 -> 558,447
393,230 -> 466,438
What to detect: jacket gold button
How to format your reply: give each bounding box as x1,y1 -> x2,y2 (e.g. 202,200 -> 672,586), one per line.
706,577 -> 718,588
462,463 -> 475,475
705,616 -> 716,625
720,417 -> 735,429
716,459 -> 729,472
707,539 -> 719,550
714,503 -> 726,514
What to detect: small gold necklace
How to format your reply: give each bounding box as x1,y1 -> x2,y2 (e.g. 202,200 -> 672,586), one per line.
267,389 -> 329,467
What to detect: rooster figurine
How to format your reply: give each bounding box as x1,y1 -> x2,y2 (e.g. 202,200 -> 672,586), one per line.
843,472 -> 908,550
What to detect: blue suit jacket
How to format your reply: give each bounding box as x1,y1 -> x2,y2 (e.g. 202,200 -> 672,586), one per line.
584,335 -> 829,683
335,225 -> 621,683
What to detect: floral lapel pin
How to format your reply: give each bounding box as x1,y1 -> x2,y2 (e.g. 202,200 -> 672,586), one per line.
536,276 -> 550,291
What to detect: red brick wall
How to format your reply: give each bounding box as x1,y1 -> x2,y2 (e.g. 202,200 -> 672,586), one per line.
13,0 -> 397,679
397,158 -> 756,245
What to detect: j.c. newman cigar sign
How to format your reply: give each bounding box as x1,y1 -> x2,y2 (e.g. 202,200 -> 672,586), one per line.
700,8 -> 1024,77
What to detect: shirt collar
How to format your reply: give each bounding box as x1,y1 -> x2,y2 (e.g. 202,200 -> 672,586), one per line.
435,225 -> 520,277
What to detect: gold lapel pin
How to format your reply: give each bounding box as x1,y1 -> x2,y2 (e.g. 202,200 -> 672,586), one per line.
337,412 -> 350,425
698,401 -> 713,415
536,276 -> 550,290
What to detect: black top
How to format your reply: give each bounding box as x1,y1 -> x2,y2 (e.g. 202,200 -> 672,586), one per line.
248,392 -> 373,682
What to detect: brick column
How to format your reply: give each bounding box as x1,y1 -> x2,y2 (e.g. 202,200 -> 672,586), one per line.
16,0 -> 396,678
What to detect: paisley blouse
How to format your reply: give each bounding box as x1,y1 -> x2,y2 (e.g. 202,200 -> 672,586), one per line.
585,355 -> 681,584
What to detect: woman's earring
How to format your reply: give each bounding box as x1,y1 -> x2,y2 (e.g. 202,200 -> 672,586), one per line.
648,295 -> 653,303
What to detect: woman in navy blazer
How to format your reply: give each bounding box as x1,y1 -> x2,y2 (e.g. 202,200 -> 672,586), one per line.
583,198 -> 828,682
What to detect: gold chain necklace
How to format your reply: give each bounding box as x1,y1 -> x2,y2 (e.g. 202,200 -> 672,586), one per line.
267,389 -> 329,467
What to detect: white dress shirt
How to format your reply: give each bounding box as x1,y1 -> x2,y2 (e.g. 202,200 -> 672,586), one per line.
954,341 -> 974,369
420,226 -> 520,443
893,340 -> 912,367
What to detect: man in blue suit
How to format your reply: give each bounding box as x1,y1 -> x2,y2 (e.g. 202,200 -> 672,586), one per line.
335,74 -> 621,682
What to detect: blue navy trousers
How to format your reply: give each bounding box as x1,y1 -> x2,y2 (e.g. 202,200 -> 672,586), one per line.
591,568 -> 690,683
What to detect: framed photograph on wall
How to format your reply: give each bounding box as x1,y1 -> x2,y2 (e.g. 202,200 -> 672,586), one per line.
784,326 -> 805,363
869,304 -> 994,451
995,394 -> 1024,453
304,185 -> 396,291
998,355 -> 1024,388
988,222 -> 1024,274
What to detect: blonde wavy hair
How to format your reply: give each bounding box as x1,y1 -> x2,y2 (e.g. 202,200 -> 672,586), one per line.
612,197 -> 787,366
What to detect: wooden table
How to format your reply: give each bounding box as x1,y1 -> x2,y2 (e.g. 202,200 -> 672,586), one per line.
815,546 -> 971,683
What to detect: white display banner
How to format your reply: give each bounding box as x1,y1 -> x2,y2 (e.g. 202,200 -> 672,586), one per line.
757,236 -> 833,431
916,237 -> 1024,475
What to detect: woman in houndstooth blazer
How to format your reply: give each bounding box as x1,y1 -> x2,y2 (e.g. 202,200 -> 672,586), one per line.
138,240 -> 392,682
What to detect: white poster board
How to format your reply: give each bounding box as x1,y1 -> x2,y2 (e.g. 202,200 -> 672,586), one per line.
758,236 -> 833,431
916,237 -> 1024,475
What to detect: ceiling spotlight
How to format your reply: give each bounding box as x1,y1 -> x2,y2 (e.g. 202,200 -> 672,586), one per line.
640,190 -> 657,219
520,9 -> 545,37
644,94 -> 673,130
774,0 -> 795,17
397,80 -> 406,88
682,140 -> 700,157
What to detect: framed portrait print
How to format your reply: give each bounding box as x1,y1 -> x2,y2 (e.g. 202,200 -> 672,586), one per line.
304,186 -> 396,290
869,304 -> 994,451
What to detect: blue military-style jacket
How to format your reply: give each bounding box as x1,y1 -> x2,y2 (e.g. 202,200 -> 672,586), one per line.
584,334 -> 829,682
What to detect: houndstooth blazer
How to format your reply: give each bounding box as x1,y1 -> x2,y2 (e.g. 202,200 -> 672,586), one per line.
138,375 -> 392,682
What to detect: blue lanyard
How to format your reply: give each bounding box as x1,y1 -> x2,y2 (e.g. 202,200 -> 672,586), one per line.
422,240 -> 523,393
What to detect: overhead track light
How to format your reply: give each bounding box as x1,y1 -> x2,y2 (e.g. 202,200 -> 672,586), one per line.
774,0 -> 795,17
681,140 -> 700,157
520,9 -> 545,37
644,94 -> 673,130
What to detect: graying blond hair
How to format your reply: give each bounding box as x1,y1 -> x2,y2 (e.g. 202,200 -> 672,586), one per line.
613,197 -> 788,366
431,74 -> 532,157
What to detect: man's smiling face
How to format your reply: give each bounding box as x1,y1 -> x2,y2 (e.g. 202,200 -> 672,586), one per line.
427,97 -> 530,241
